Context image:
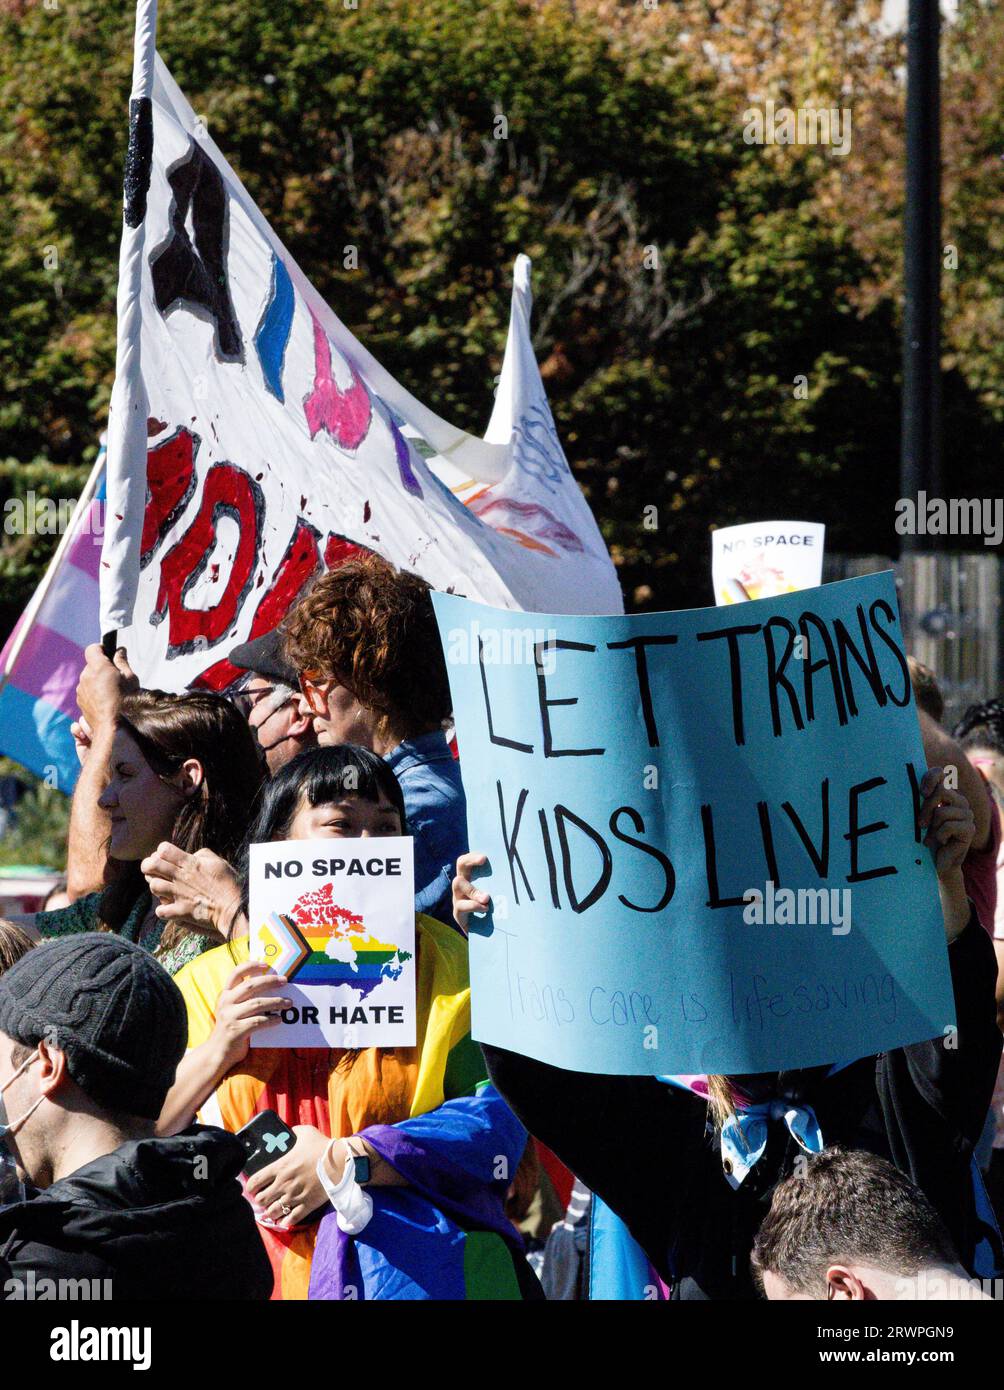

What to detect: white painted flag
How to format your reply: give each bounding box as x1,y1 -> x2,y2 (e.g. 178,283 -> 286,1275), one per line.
102,17 -> 622,694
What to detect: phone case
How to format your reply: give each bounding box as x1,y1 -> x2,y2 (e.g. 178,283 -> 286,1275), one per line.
237,1109 -> 298,1178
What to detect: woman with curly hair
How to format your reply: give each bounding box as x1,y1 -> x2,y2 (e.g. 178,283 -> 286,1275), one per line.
282,555 -> 467,927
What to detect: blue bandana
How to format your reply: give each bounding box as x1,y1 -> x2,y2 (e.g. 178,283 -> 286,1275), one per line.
719,1100 -> 824,1188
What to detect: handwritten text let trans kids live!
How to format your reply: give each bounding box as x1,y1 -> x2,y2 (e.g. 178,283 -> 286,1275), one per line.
434,573 -> 952,1077
470,592 -> 914,916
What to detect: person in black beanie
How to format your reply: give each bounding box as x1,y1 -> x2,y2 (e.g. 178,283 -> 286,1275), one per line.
0,932 -> 272,1300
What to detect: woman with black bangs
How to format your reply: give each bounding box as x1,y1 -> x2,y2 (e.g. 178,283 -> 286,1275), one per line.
163,744 -> 539,1301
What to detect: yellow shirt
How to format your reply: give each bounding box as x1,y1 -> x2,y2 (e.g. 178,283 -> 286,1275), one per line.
173,914 -> 483,1300
174,912 -> 480,1135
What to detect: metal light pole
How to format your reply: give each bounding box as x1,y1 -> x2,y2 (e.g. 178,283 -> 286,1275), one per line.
900,0 -> 942,553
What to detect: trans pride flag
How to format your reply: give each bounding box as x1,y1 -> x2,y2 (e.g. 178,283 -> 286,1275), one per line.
0,445 -> 104,793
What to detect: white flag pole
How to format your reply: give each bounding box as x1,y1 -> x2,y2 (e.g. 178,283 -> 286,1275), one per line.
100,0 -> 159,655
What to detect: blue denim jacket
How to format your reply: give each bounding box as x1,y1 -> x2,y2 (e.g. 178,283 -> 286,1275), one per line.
385,730 -> 468,928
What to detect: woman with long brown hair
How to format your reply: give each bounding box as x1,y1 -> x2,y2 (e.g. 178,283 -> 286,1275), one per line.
13,689 -> 263,975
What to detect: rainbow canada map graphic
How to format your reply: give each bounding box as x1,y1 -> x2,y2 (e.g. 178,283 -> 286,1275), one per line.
259,882 -> 412,1000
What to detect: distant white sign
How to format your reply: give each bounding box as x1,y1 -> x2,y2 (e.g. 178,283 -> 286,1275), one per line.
712,521 -> 825,605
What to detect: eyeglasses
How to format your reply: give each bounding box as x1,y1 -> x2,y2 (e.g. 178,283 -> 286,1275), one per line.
231,684 -> 296,720
298,669 -> 338,716
231,685 -> 277,719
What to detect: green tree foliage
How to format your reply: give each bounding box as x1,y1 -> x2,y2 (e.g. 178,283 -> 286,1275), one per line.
0,757 -> 71,868
0,458 -> 91,637
1,0 -> 1001,616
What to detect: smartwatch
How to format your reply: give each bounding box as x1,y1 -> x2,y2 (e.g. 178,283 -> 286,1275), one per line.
351,1152 -> 371,1186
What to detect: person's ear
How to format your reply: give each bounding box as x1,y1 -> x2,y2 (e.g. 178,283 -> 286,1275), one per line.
287,709 -> 313,738
825,1264 -> 870,1300
173,758 -> 205,797
35,1038 -> 70,1100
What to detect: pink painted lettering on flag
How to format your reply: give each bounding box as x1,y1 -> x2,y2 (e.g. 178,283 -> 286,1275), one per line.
303,311 -> 372,450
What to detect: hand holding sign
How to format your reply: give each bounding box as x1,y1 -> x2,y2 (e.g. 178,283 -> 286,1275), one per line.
917,768 -> 977,943
452,850 -> 491,935
211,961 -> 293,1070
918,768 -> 976,876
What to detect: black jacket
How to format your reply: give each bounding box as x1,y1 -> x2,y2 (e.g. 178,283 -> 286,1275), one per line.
0,1125 -> 272,1300
485,916 -> 1003,1300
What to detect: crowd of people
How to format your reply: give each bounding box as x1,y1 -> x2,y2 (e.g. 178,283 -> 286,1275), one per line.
0,553 -> 1002,1302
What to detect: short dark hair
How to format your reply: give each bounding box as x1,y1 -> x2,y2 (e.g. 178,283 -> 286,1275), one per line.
954,698 -> 1004,756
751,1147 -> 960,1297
233,743 -> 408,929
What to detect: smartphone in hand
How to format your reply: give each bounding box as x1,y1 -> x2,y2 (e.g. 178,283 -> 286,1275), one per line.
236,1109 -> 297,1179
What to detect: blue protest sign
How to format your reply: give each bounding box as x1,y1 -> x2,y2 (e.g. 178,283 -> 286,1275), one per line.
433,572 -> 956,1075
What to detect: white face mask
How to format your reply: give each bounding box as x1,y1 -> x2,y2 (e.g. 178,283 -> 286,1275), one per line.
0,1048 -> 43,1142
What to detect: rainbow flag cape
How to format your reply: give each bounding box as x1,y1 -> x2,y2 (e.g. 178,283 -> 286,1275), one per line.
308,1083 -> 534,1300
0,444 -> 104,792
176,915 -> 536,1299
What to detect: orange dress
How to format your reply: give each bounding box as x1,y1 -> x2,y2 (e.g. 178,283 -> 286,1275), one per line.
174,915 -> 485,1298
